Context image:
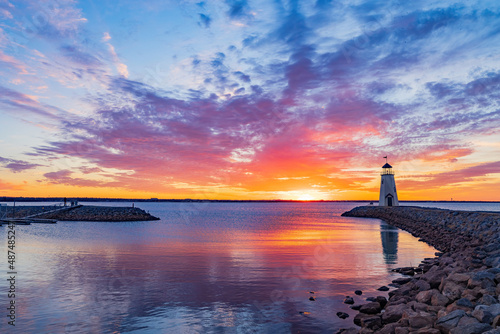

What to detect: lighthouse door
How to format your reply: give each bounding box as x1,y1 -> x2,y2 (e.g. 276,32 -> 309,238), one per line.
387,196 -> 393,206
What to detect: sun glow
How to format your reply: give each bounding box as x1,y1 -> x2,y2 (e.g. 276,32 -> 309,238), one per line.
297,193 -> 315,201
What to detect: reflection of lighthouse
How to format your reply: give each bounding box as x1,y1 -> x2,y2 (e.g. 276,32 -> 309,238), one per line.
379,157 -> 399,206
380,224 -> 399,265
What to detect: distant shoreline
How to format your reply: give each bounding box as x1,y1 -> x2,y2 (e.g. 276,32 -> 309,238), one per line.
1,197 -> 499,203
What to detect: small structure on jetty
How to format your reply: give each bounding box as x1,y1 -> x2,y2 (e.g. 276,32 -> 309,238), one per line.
379,157 -> 399,206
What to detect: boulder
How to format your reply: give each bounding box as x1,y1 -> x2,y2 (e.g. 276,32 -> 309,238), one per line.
359,302 -> 382,315
447,273 -> 471,284
422,267 -> 446,288
472,308 -> 494,323
343,296 -> 354,304
479,294 -> 498,305
408,314 -> 436,328
435,309 -> 466,333
354,313 -> 382,330
375,323 -> 399,334
482,329 -> 500,334
375,296 -> 388,308
416,290 -> 436,304
456,298 -> 474,308
392,277 -> 412,285
411,328 -> 441,334
449,322 -> 493,334
335,328 -> 358,334
441,281 -> 465,301
336,312 -> 349,319
394,328 -> 409,334
382,303 -> 408,324
431,291 -> 450,307
407,301 -> 429,312
415,279 -> 431,292
486,303 -> 500,317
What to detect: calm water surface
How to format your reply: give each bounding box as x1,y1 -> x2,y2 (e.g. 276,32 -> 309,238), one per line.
2,201 -> 488,333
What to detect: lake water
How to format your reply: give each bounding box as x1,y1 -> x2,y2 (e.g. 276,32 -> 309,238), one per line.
0,201 -> 498,333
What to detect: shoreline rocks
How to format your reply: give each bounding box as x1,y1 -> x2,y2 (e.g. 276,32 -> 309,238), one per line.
338,206 -> 500,334
6,205 -> 160,221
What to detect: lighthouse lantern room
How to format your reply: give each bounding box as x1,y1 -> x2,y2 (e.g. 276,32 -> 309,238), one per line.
379,157 -> 399,206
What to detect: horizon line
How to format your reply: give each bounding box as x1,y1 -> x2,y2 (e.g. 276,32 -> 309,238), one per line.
1,197 -> 499,203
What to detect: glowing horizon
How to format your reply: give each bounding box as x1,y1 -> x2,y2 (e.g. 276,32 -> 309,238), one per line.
1,1 -> 500,201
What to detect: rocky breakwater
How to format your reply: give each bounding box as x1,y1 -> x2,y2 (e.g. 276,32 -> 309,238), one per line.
36,205 -> 160,222
338,206 -> 500,334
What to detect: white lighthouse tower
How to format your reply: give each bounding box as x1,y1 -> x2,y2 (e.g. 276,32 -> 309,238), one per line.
379,157 -> 399,206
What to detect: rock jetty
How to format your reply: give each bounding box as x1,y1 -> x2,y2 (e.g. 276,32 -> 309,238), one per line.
3,205 -> 60,219
11,205 -> 160,222
337,206 -> 500,334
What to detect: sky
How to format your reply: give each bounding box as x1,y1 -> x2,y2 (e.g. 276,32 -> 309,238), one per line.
0,0 -> 500,201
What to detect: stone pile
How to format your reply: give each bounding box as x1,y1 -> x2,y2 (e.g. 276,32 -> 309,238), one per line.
337,206 -> 500,334
37,205 -> 160,221
4,205 -> 61,218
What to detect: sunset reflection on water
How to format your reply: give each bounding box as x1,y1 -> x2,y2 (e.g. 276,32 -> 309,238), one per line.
0,202 -> 436,333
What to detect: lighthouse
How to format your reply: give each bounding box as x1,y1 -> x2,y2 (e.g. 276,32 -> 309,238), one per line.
379,157 -> 399,206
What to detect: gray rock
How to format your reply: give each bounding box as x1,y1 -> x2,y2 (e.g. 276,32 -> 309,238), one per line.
472,271 -> 497,281
456,298 -> 474,308
436,309 -> 466,332
484,256 -> 500,268
479,294 -> 498,305
375,323 -> 399,334
343,296 -> 354,304
442,281 -> 465,300
375,296 -> 388,308
472,308 -> 494,324
354,313 -> 378,327
448,273 -> 471,284
335,328 -> 358,334
449,323 -> 492,334
381,303 -> 407,324
412,329 -> 441,334
482,329 -> 500,334
416,289 -> 435,304
360,315 -> 382,330
378,286 -> 390,291
359,302 -> 381,314
415,279 -> 431,291
486,303 -> 500,317
355,290 -> 363,295
457,314 -> 481,327
392,277 -> 412,285
408,314 -> 435,328
431,291 -> 450,307
395,328 -> 409,334
336,311 -> 349,319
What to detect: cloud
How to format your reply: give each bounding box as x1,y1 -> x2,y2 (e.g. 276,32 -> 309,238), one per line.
0,156 -> 42,173
60,45 -> 102,67
399,161 -> 500,190
0,50 -> 29,74
0,85 -> 60,119
198,13 -> 212,28
43,169 -> 121,188
102,32 -> 112,42
225,0 -> 250,19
